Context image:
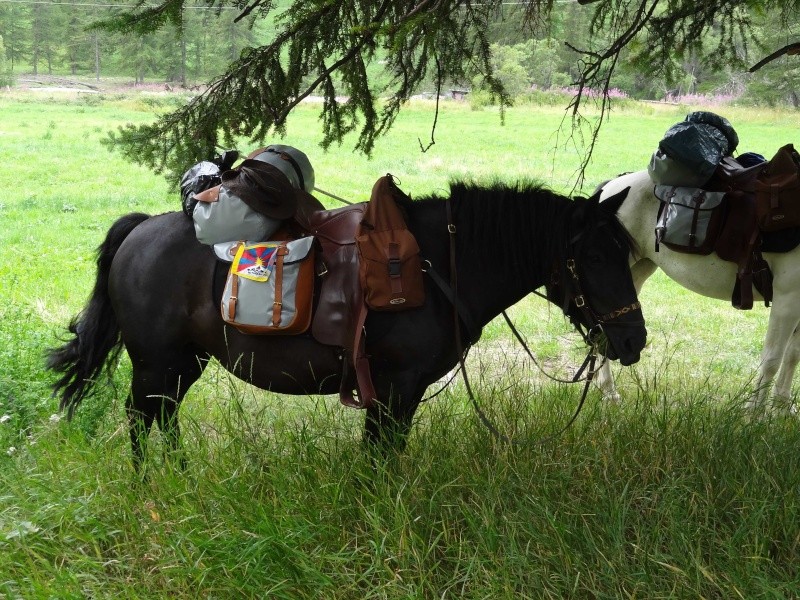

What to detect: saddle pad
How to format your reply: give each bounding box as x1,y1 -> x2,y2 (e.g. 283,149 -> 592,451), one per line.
762,227 -> 800,253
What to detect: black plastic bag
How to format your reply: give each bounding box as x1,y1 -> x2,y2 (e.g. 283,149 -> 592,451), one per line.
657,112 -> 739,186
179,150 -> 239,217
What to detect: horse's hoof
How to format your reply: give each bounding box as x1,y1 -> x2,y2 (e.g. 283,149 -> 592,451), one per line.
745,395 -> 797,418
773,394 -> 797,417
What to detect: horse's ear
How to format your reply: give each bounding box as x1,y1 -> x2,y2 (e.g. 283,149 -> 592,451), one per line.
599,186 -> 630,216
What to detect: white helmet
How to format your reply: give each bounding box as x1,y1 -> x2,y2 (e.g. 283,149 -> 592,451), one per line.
249,144 -> 315,193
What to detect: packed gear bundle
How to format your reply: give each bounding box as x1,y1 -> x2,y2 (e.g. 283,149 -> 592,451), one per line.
645,111 -> 800,309
179,147 -> 426,408
648,111 -> 739,188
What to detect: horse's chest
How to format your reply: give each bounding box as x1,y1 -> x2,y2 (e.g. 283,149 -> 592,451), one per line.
366,311 -> 453,368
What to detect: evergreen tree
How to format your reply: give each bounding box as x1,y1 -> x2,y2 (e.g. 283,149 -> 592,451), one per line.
88,0 -> 800,179
30,1 -> 60,75
0,1 -> 32,72
745,11 -> 800,107
61,2 -> 98,76
0,35 -> 10,86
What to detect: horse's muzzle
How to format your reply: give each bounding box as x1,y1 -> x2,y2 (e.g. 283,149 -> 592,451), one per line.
599,324 -> 647,366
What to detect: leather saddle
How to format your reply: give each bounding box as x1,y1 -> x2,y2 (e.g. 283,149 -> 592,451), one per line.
212,180 -> 414,409
294,201 -> 375,408
706,158 -> 773,309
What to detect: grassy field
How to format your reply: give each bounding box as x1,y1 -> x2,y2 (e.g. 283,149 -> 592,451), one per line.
1,89 -> 799,598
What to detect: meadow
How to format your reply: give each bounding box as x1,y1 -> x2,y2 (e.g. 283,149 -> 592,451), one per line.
0,88 -> 799,598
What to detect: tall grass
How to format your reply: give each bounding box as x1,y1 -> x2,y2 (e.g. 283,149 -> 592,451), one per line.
1,90 -> 799,597
2,371 -> 798,597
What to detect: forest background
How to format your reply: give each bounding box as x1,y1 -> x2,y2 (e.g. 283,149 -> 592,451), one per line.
1,0 -> 799,107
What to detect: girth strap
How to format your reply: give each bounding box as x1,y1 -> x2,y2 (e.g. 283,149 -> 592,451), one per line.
423,264 -> 480,345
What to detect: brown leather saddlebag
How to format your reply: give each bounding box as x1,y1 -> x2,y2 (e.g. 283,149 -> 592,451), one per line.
356,175 -> 425,310
756,144 -> 800,232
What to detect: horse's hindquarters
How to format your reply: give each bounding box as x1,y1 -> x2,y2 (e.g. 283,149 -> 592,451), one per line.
108,212 -> 345,397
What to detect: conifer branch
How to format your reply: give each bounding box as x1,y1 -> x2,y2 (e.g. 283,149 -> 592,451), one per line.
97,0 -> 795,185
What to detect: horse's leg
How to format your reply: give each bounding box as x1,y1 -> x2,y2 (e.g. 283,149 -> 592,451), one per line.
748,299 -> 800,414
127,348 -> 208,471
363,373 -> 424,456
595,258 -> 657,401
126,387 -> 155,475
772,323 -> 800,413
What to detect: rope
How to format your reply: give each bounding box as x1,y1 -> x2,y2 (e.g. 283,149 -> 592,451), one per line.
501,309 -> 608,384
313,186 -> 354,205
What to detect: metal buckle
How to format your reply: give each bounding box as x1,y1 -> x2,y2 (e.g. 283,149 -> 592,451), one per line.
588,323 -> 604,342
575,295 -> 585,308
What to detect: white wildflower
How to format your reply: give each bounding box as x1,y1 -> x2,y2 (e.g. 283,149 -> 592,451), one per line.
49,413 -> 62,424
7,446 -> 16,456
0,415 -> 10,424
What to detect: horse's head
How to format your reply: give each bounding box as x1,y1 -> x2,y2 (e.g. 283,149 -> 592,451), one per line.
547,186 -> 646,366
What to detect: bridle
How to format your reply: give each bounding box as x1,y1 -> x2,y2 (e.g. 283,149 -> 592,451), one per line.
543,221 -> 644,352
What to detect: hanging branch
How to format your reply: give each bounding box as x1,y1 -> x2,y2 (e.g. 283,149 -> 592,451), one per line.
97,0 -> 786,185
556,0 -> 658,189
234,0 -> 270,23
750,42 -> 800,72
419,56 -> 443,153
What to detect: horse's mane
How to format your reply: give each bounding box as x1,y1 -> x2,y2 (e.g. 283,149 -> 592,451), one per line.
408,180 -> 571,281
407,179 -> 637,284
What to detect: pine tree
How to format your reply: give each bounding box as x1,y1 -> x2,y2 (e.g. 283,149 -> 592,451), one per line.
0,35 -> 10,87
0,1 -> 32,73
98,0 -> 800,180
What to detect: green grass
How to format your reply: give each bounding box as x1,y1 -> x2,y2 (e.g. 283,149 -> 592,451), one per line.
1,90 -> 799,597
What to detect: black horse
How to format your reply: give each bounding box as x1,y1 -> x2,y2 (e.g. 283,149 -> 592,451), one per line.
48,181 -> 646,469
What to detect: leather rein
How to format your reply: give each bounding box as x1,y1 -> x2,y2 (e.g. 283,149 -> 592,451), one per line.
424,199 -> 643,444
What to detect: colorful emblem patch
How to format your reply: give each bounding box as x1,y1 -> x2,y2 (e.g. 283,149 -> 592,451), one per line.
232,243 -> 279,282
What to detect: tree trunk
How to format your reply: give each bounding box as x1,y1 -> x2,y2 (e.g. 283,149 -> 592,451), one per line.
180,36 -> 187,86
94,32 -> 100,81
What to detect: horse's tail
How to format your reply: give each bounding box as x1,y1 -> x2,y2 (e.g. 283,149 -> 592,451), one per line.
47,212 -> 150,418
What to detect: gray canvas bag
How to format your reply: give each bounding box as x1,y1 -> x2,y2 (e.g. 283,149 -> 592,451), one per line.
220,236 -> 316,335
654,185 -> 727,255
192,185 -> 282,246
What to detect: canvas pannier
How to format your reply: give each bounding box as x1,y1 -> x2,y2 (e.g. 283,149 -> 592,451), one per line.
356,175 -> 425,311
755,144 -> 800,232
220,237 -> 315,335
654,185 -> 727,254
648,111 -> 739,188
188,149 -> 313,246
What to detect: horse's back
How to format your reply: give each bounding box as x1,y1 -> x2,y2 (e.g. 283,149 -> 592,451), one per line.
108,211 -> 348,394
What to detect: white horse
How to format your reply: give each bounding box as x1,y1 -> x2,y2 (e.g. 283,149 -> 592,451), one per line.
597,170 -> 800,413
